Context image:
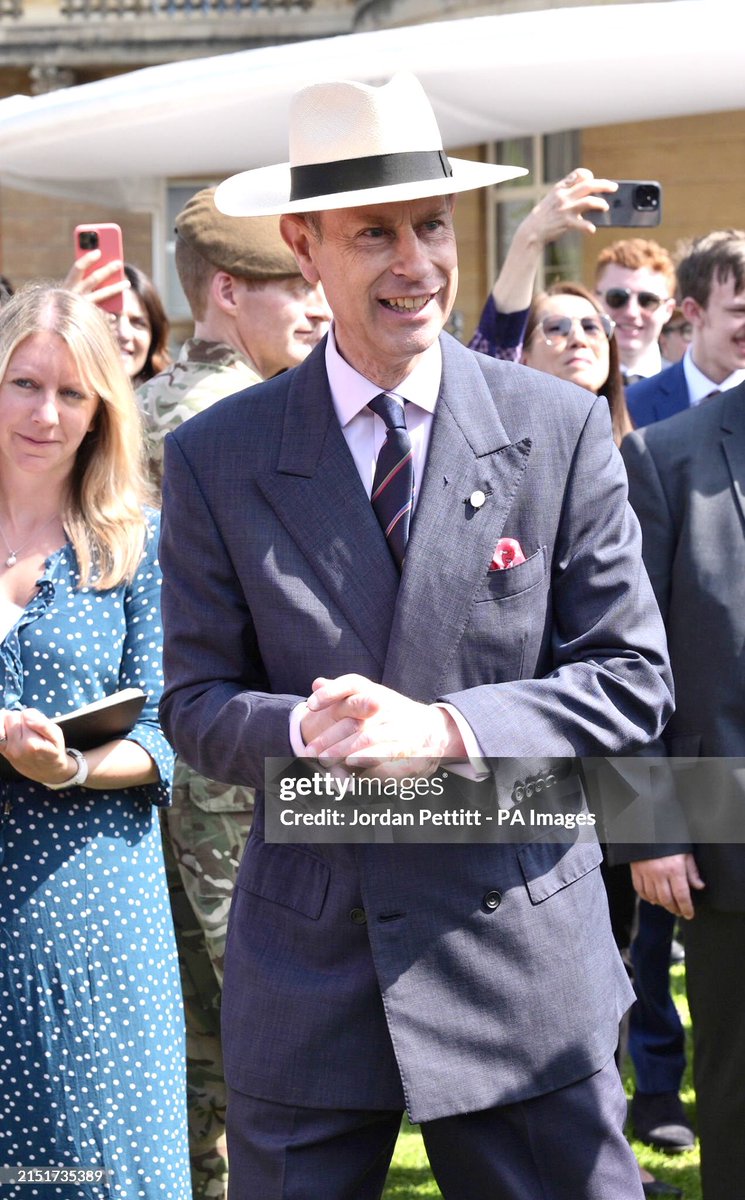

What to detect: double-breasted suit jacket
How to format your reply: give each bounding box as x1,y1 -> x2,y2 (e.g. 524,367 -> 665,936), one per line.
159,333 -> 673,1123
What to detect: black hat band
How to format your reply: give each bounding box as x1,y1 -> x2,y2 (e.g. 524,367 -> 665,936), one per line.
290,149 -> 453,201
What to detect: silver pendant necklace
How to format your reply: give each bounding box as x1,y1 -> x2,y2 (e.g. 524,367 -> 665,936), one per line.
0,513 -> 59,568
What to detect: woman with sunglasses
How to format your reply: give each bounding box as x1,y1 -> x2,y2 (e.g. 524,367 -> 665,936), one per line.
522,281 -> 633,446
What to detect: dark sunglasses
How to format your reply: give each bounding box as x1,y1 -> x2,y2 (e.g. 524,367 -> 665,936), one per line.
599,287 -> 666,312
539,314 -> 615,345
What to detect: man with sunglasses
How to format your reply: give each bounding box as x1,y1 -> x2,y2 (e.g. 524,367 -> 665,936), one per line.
595,238 -> 676,387
625,230 -> 745,428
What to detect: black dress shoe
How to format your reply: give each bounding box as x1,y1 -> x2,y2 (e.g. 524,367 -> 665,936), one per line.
631,1091 -> 695,1152
642,1180 -> 683,1197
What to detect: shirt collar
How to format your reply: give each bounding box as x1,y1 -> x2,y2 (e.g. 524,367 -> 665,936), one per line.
683,346 -> 745,403
325,323 -> 442,428
622,344 -> 662,381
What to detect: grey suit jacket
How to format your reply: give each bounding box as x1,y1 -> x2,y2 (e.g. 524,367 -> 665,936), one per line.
159,333 -> 672,1121
622,383 -> 745,910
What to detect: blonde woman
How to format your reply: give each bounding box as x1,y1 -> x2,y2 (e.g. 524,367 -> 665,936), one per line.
0,285 -> 189,1198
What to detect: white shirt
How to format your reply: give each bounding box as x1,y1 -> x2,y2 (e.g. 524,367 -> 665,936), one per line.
683,347 -> 745,406
622,343 -> 662,382
324,323 -> 439,500
289,324 -> 485,770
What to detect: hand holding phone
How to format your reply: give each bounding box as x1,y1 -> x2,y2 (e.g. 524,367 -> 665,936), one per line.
69,223 -> 127,314
591,181 -> 662,228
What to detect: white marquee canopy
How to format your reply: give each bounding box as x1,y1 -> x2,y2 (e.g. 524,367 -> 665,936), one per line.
0,0 -> 740,208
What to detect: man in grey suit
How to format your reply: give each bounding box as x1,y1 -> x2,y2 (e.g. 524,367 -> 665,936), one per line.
622,385 -> 745,1200
159,72 -> 673,1199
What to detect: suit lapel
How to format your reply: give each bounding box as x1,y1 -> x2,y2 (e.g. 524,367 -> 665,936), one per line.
383,338 -> 532,699
720,385 -> 745,531
652,361 -> 688,422
256,342 -> 399,670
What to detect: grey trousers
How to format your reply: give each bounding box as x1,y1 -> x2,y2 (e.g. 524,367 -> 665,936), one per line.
225,1055 -> 642,1200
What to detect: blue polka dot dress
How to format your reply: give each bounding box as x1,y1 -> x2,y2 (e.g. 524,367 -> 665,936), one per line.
0,513 -> 190,1200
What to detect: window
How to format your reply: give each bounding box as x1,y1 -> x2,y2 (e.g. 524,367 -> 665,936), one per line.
165,181 -> 219,322
490,130 -> 581,292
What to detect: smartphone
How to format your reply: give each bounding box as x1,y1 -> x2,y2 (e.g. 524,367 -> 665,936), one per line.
73,222 -> 125,314
592,181 -> 662,228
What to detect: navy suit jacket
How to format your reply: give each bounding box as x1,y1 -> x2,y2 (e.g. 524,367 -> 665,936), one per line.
626,360 -> 690,428
159,333 -> 672,1122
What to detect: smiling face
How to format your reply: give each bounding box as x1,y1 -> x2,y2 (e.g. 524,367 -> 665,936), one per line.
234,274 -> 331,379
594,262 -> 674,371
522,294 -> 612,394
281,197 -> 458,388
0,331 -> 99,483
108,287 -> 152,381
684,272 -> 745,383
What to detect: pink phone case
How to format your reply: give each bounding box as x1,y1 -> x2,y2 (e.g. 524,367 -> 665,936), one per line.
74,223 -> 125,315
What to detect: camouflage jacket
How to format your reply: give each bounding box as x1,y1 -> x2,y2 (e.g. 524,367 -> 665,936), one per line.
137,338 -> 262,488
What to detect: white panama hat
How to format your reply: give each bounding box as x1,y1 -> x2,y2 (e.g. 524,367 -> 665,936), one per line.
215,72 -> 527,217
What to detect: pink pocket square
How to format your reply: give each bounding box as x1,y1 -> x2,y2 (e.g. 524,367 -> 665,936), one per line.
490,538 -> 527,571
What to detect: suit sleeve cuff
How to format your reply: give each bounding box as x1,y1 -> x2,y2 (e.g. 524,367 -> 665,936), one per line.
435,703 -> 490,781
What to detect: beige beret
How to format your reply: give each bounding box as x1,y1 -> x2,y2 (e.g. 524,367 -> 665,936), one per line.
175,186 -> 299,279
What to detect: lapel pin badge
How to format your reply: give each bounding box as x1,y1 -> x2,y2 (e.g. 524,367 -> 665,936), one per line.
468,489 -> 487,510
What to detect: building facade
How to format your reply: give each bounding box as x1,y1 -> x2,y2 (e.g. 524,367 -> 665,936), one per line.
1,0 -> 742,341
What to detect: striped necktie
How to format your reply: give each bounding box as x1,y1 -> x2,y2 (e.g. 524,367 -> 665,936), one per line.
368,392 -> 414,570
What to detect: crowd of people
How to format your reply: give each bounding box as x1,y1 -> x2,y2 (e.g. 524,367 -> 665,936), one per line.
1,68 -> 744,1200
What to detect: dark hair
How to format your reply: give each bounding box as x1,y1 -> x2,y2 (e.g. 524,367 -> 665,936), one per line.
123,263 -> 171,384
0,274 -> 14,305
675,229 -> 745,308
524,280 -> 633,447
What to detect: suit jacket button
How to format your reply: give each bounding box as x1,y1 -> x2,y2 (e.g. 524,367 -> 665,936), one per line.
483,890 -> 502,911
350,907 -> 367,925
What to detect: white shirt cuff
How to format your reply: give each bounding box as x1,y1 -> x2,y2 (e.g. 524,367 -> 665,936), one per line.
435,703 -> 490,781
289,701 -> 311,757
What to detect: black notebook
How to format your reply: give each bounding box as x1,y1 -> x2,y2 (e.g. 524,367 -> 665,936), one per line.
0,688 -> 146,782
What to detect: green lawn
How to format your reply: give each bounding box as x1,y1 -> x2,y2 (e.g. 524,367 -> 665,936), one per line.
383,963 -> 700,1199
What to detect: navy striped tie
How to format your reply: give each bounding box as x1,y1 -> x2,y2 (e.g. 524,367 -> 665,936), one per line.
368,392 -> 414,570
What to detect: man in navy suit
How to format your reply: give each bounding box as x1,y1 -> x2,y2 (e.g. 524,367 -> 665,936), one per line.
159,73 -> 673,1199
627,230 -> 745,428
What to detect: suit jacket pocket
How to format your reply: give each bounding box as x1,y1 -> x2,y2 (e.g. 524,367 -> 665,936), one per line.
517,835 -> 602,904
236,836 -> 330,920
475,545 -> 547,602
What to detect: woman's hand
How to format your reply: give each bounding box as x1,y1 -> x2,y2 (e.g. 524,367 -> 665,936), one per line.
63,249 -> 129,308
0,707 -> 78,787
0,706 -> 159,790
491,168 -> 617,312
519,168 -> 617,247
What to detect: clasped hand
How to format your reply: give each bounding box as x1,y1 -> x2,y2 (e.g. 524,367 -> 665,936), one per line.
300,674 -> 466,779
0,707 -> 74,787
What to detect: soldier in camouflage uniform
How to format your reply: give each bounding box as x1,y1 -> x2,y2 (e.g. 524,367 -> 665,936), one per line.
138,188 -> 330,1200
